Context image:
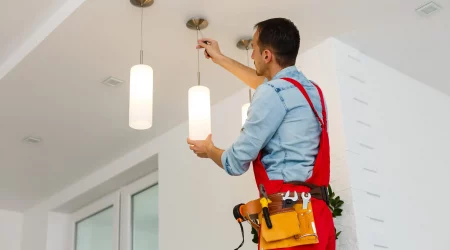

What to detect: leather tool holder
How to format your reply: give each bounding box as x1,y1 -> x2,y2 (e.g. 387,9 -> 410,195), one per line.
259,199 -> 301,242
259,198 -> 319,249
235,189 -> 325,250
241,193 -> 319,250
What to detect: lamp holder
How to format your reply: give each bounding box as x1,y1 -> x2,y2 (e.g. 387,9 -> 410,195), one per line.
186,18 -> 209,30
130,0 -> 154,7
236,39 -> 252,50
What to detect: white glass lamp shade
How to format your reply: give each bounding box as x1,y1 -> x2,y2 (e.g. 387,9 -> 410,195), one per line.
188,85 -> 211,140
241,103 -> 250,126
129,64 -> 153,130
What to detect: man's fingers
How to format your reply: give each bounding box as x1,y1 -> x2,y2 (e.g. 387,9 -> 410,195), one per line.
197,38 -> 217,50
196,42 -> 206,49
196,39 -> 212,48
198,38 -> 214,44
197,44 -> 211,59
187,137 -> 206,158
190,144 -> 201,152
187,137 -> 197,145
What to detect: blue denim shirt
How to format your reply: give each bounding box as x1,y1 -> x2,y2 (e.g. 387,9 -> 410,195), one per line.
221,66 -> 326,182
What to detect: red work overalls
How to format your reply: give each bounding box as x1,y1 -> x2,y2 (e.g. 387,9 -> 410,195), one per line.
253,78 -> 335,250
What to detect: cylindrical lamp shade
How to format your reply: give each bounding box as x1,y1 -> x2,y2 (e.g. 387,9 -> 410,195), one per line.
129,64 -> 154,130
188,85 -> 211,140
241,103 -> 250,126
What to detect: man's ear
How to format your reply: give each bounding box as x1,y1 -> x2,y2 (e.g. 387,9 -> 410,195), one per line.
263,50 -> 272,63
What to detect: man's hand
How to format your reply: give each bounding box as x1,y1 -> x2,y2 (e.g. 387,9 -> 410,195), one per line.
187,134 -> 225,169
196,38 -> 265,90
196,38 -> 224,63
187,134 -> 214,158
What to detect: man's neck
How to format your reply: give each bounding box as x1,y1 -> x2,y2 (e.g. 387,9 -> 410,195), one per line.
266,65 -> 287,81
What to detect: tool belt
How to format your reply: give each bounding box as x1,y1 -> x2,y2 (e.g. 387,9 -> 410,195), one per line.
233,183 -> 328,250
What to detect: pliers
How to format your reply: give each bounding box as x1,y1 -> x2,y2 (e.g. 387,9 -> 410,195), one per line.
259,184 -> 273,229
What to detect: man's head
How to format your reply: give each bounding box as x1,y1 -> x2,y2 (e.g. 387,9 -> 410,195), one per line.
251,18 -> 300,78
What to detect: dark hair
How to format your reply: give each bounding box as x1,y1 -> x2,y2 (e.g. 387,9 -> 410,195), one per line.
254,18 -> 300,67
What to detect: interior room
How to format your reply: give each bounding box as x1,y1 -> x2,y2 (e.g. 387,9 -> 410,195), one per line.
1,0 -> 449,250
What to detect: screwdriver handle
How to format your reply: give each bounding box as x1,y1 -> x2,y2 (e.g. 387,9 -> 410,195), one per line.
203,41 -> 210,57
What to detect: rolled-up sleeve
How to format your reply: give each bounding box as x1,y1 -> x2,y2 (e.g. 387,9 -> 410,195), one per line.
222,83 -> 287,176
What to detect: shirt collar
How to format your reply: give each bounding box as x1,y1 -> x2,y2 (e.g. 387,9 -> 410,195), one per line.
271,66 -> 298,81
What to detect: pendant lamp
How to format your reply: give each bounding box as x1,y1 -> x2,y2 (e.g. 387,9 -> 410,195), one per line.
129,0 -> 154,130
237,39 -> 253,126
186,18 -> 211,140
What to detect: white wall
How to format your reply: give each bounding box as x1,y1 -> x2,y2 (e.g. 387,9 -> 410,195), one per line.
0,209 -> 23,250
334,38 -> 450,249
298,37 -> 450,250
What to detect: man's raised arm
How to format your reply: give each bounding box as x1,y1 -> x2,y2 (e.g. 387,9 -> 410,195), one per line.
197,38 -> 265,89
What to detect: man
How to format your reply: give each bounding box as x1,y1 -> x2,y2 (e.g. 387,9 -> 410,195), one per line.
187,18 -> 335,250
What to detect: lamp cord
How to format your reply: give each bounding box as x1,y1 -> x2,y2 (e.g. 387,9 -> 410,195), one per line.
140,7 -> 144,64
195,28 -> 206,86
197,28 -> 200,86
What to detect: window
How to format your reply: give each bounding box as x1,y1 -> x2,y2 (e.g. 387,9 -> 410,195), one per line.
120,172 -> 158,250
75,207 -> 115,250
70,172 -> 158,250
131,186 -> 158,250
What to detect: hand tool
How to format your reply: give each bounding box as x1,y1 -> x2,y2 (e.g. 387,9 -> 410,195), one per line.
301,192 -> 311,210
203,41 -> 211,57
282,191 -> 299,208
259,184 -> 272,229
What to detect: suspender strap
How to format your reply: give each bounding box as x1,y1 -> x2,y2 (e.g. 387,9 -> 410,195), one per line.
281,78 -> 327,130
311,81 -> 327,130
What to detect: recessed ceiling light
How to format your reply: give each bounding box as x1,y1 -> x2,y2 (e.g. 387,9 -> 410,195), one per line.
23,136 -> 42,144
416,1 -> 442,16
102,76 -> 124,87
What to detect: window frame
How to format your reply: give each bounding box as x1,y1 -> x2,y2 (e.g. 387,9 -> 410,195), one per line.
120,171 -> 158,250
69,192 -> 121,250
68,170 -> 158,250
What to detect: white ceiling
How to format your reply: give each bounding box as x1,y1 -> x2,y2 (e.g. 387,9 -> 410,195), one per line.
337,0 -> 450,95
0,0 -> 448,212
0,0 -> 68,64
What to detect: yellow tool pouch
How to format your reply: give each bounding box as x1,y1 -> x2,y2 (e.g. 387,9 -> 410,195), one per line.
258,200 -> 319,250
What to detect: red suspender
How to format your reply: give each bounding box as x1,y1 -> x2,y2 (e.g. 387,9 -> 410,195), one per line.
281,78 -> 327,129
